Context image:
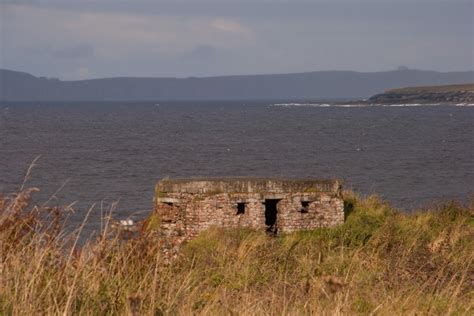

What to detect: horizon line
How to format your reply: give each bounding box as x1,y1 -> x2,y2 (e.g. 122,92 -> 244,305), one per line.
2,67 -> 474,82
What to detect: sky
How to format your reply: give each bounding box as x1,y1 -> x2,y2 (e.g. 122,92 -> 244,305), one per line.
1,0 -> 473,80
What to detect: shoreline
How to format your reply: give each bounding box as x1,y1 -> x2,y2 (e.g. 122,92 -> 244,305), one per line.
366,83 -> 474,105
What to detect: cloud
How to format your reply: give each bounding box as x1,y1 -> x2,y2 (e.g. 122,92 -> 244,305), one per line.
1,3 -> 260,78
211,18 -> 252,37
2,4 -> 254,58
0,1 -> 472,79
76,67 -> 91,79
53,44 -> 94,59
185,45 -> 218,61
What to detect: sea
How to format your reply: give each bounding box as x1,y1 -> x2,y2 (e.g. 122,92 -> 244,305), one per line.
1,101 -> 473,233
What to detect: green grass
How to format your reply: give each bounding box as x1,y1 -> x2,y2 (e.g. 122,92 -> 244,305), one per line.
386,83 -> 474,94
0,189 -> 473,314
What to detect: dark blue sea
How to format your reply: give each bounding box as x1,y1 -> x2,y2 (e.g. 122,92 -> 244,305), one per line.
1,101 -> 473,232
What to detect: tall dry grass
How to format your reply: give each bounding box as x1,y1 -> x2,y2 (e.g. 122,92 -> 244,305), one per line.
0,188 -> 473,315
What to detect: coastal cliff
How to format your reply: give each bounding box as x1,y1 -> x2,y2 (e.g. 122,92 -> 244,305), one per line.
368,83 -> 474,104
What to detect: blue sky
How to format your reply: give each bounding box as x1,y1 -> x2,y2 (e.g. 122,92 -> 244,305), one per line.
1,0 -> 473,79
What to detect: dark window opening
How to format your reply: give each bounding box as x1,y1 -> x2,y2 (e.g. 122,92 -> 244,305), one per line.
236,202 -> 246,215
264,199 -> 279,233
300,201 -> 310,213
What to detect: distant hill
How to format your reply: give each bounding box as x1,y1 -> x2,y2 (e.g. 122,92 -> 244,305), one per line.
1,68 -> 473,101
369,83 -> 474,104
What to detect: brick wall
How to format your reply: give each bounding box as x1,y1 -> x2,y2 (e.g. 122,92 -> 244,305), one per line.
154,179 -> 344,244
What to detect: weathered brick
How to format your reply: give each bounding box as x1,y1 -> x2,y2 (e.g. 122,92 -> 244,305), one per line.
154,178 -> 344,244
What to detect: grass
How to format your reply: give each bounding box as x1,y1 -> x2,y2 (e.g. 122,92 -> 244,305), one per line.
386,83 -> 474,94
0,188 -> 473,315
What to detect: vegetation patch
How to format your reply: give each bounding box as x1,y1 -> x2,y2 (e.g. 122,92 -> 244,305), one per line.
0,189 -> 473,314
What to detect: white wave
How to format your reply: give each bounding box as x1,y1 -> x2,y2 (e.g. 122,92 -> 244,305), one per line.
381,103 -> 422,107
334,104 -> 369,107
272,103 -> 370,108
272,102 -> 474,108
272,103 -> 331,107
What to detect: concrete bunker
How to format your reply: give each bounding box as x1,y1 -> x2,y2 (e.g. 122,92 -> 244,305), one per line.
154,178 -> 344,243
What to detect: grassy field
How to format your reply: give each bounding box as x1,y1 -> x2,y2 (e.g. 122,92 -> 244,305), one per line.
1,188 -> 473,315
385,83 -> 474,94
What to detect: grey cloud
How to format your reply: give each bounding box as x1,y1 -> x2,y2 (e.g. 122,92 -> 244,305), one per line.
1,0 -> 472,79
8,0 -> 472,19
53,44 -> 94,59
184,45 -> 217,62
